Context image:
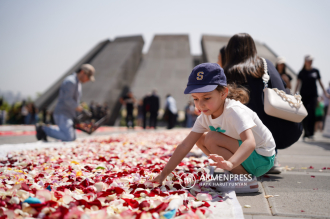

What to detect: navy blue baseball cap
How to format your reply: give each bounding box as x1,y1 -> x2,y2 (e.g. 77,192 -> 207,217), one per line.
184,63 -> 227,94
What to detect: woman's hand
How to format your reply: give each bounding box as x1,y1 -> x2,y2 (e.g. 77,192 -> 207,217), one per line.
208,154 -> 234,171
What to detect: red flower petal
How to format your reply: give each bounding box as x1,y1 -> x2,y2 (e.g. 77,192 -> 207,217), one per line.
139,200 -> 150,211
311,175 -> 315,178
75,199 -> 102,209
169,191 -> 185,195
122,198 -> 139,208
133,190 -> 149,198
149,202 -> 169,213
148,188 -> 167,197
173,184 -> 182,190
201,201 -> 210,207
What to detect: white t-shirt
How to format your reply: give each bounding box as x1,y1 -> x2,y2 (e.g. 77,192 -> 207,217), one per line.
192,98 -> 275,157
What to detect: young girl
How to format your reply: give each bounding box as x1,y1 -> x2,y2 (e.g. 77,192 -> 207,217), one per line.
153,63 -> 276,193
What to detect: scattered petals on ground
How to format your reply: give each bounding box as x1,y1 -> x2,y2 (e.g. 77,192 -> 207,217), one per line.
0,130 -> 224,218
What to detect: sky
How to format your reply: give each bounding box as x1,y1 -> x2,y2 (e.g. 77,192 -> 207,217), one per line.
0,0 -> 329,100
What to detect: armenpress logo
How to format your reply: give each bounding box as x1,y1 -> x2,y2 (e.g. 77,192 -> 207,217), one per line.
178,173 -> 196,189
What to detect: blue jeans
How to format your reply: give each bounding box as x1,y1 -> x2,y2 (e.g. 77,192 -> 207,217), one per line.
43,114 -> 76,141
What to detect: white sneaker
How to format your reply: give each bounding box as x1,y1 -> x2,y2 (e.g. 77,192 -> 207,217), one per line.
266,155 -> 282,174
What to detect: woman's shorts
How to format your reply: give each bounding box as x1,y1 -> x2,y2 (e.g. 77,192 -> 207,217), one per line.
238,140 -> 275,177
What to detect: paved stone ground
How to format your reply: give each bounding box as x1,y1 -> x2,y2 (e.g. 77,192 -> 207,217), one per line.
239,132 -> 330,219
0,127 -> 329,218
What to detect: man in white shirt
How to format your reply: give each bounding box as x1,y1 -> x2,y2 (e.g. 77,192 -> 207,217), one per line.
165,94 -> 177,129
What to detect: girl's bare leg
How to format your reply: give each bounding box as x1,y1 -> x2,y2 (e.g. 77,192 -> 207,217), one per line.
196,132 -> 249,175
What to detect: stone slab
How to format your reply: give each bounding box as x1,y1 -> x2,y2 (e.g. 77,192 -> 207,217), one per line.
236,182 -> 272,216
261,173 -> 330,218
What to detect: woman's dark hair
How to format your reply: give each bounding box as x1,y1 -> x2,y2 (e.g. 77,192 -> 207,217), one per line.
216,84 -> 250,105
275,63 -> 286,74
224,33 -> 264,84
219,46 -> 226,66
301,60 -> 311,71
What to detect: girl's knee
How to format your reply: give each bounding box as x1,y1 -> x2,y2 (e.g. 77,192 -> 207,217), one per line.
204,131 -> 218,145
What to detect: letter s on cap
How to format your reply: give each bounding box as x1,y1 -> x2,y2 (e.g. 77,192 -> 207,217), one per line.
197,72 -> 204,80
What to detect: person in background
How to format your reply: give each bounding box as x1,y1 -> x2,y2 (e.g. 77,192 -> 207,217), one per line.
217,46 -> 226,67
185,101 -> 196,128
142,92 -> 151,129
0,97 -> 3,125
120,91 -> 136,129
165,94 -> 177,129
101,102 -> 108,118
25,102 -> 38,124
148,89 -> 160,129
224,33 -> 303,175
275,57 -> 292,90
295,55 -> 330,141
20,100 -> 28,124
137,99 -> 144,127
184,102 -> 190,127
322,82 -> 330,129
95,103 -> 102,120
36,64 -> 95,141
315,97 -> 324,133
42,108 -> 47,124
89,101 -> 96,119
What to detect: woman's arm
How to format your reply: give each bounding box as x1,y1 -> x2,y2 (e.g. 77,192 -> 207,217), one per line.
209,129 -> 255,171
318,79 -> 330,98
153,131 -> 203,184
281,74 -> 291,89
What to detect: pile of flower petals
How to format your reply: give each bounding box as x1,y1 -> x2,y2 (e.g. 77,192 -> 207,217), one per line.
0,130 -> 224,219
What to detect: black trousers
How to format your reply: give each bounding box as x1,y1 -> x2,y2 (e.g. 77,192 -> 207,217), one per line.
126,111 -> 134,128
167,111 -> 177,129
323,106 -> 328,130
302,97 -> 317,137
142,111 -> 148,129
149,111 -> 158,128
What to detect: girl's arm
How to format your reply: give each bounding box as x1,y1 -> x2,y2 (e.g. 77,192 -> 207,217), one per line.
153,131 -> 203,184
209,129 -> 255,171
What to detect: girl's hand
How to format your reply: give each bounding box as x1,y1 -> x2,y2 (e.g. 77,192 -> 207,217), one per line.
151,172 -> 166,185
208,154 -> 234,171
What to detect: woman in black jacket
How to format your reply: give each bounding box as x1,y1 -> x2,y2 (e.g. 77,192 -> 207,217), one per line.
223,33 -> 303,174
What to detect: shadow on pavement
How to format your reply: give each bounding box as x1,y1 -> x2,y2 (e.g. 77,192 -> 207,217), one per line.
236,192 -> 263,197
258,175 -> 283,182
303,140 -> 330,150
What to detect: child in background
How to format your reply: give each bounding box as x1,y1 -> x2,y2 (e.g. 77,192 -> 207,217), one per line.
152,63 -> 276,193
315,97 -> 325,133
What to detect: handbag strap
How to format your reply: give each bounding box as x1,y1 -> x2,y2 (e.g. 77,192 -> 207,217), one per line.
261,58 -> 270,88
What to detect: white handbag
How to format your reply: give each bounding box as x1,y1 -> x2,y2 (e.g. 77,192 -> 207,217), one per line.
261,58 -> 308,123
